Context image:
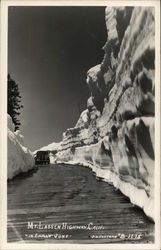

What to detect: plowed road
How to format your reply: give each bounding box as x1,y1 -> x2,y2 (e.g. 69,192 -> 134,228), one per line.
7,164 -> 154,243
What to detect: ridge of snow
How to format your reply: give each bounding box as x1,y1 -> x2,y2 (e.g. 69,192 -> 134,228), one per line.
34,141 -> 61,154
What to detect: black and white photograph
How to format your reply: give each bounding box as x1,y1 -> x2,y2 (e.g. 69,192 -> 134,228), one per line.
0,0 -> 160,249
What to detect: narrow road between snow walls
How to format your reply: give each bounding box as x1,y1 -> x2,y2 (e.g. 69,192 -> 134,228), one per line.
8,164 -> 154,243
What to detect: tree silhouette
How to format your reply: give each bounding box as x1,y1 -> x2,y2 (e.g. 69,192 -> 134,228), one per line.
7,74 -> 23,131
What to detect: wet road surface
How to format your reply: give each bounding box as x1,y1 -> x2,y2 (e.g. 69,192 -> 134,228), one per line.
7,164 -> 154,243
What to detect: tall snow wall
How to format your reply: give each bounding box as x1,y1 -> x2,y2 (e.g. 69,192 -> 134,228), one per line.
56,7 -> 155,221
8,115 -> 34,179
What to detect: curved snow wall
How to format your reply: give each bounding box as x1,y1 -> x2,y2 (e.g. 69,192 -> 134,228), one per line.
8,115 -> 34,179
56,7 -> 155,221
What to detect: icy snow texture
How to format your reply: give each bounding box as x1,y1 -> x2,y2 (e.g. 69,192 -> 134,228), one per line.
55,7 -> 155,221
8,115 -> 34,179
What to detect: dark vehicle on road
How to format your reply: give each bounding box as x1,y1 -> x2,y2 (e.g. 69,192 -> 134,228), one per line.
35,151 -> 50,165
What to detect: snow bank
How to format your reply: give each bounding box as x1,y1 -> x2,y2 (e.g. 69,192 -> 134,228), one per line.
56,158 -> 153,221
55,7 -> 155,221
7,115 -> 34,179
48,152 -> 56,164
34,141 -> 61,154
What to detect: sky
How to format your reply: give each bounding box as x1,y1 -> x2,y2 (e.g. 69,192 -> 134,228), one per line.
8,6 -> 107,151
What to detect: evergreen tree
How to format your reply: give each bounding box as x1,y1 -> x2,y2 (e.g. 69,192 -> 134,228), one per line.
7,74 -> 23,131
